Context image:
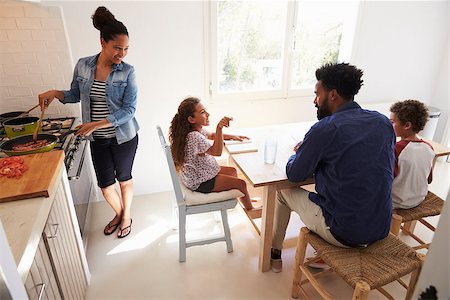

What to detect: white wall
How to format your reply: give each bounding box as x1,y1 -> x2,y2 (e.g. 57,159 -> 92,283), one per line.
353,1 -> 448,104
413,189 -> 450,299
2,1 -> 448,196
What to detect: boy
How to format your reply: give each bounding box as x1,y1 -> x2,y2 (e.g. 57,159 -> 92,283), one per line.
389,100 -> 434,209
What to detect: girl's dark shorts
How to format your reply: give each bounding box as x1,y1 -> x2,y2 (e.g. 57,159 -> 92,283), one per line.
90,134 -> 138,188
195,176 -> 216,193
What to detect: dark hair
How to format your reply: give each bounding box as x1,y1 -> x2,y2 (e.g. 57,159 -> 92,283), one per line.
169,97 -> 201,170
390,100 -> 429,133
315,63 -> 364,101
92,6 -> 128,42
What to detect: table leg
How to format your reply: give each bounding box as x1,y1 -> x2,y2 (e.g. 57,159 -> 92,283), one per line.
258,185 -> 276,272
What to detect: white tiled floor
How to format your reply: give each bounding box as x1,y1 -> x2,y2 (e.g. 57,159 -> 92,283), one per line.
84,159 -> 449,299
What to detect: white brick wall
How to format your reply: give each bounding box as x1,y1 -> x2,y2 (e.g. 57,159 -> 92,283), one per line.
7,29 -> 32,41
16,18 -> 41,29
0,18 -> 17,29
0,0 -> 79,118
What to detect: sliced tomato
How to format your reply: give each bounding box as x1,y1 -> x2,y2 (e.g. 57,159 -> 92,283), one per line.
0,157 -> 27,179
0,157 -> 24,167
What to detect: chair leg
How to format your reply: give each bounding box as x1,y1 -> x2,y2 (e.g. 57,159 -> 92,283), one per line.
405,254 -> 424,300
402,220 -> 418,234
221,209 -> 233,253
352,281 -> 370,300
391,214 -> 402,236
179,211 -> 187,262
292,227 -> 309,298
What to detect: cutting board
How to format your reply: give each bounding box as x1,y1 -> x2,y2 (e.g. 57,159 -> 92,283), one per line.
0,150 -> 64,203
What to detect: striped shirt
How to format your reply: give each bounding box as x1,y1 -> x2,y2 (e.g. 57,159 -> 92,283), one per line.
90,80 -> 116,138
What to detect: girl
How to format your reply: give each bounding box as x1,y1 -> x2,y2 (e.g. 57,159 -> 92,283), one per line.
169,97 -> 255,210
38,7 -> 138,238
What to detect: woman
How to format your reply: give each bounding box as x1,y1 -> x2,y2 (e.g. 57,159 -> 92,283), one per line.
38,6 -> 139,238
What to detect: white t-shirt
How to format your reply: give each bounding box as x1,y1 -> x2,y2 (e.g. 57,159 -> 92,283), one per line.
392,140 -> 434,209
181,129 -> 220,190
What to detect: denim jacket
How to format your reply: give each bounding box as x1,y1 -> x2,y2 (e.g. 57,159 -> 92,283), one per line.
62,54 -> 139,144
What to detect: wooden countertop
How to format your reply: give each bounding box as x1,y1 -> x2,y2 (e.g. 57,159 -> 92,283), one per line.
0,151 -> 65,203
0,151 -> 64,281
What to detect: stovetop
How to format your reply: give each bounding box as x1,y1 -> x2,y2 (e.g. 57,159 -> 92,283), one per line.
0,117 -> 80,158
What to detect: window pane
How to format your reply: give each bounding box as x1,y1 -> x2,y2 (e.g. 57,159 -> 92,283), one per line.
291,1 -> 351,89
217,1 -> 287,93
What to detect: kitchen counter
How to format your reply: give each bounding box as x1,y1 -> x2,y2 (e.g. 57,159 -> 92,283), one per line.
0,151 -> 64,281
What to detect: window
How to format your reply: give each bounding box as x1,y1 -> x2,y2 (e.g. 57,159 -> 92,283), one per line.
207,1 -> 360,101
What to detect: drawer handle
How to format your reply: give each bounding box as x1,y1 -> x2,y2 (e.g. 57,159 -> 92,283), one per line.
35,283 -> 46,300
46,223 -> 60,239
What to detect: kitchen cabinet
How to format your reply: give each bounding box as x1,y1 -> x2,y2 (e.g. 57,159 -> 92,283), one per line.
0,151 -> 90,299
43,177 -> 87,299
24,236 -> 61,300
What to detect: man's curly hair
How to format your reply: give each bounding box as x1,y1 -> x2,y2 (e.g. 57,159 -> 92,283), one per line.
315,62 -> 364,101
390,100 -> 429,133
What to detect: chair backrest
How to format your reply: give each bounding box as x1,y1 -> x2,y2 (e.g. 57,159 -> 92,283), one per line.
157,125 -> 185,207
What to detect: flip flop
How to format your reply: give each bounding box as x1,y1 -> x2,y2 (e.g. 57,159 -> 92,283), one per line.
117,219 -> 133,239
104,218 -> 121,235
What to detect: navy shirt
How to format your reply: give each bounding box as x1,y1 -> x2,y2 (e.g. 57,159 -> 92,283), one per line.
286,101 -> 395,245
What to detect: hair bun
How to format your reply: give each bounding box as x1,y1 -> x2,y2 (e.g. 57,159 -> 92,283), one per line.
92,6 -> 115,30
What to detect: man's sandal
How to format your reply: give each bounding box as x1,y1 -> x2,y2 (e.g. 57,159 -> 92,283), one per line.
117,219 -> 133,239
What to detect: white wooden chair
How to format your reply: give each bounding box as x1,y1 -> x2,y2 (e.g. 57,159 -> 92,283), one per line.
156,125 -> 241,262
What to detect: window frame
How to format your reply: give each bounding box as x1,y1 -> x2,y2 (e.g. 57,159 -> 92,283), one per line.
204,1 -> 362,103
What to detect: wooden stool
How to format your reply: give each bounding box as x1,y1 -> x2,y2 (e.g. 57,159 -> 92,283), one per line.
391,191 -> 444,250
292,227 -> 423,300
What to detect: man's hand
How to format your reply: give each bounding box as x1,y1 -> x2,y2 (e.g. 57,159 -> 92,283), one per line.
293,141 -> 303,152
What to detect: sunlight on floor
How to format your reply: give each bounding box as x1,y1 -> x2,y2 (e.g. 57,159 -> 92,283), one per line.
165,213 -> 229,244
106,217 -> 171,255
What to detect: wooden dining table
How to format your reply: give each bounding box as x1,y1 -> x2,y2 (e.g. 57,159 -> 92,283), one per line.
225,121 -> 450,272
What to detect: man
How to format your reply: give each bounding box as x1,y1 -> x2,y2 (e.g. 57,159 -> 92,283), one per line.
271,63 -> 395,273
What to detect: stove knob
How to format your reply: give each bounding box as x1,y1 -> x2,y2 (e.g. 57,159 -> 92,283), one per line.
66,151 -> 74,160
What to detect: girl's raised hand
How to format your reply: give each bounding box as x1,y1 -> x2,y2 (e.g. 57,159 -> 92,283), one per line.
217,116 -> 233,129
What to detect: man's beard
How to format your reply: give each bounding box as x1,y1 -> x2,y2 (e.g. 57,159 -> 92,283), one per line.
316,96 -> 332,120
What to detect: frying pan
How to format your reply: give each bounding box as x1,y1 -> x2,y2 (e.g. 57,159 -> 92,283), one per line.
0,105 -> 40,128
0,111 -> 26,124
0,129 -> 78,156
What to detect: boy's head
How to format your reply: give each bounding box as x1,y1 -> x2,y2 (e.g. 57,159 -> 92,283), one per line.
389,100 -> 429,136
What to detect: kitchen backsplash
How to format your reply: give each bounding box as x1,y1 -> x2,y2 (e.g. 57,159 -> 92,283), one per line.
0,0 -> 80,118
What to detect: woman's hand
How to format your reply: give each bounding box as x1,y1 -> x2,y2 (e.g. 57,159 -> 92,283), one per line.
38,90 -> 57,110
75,123 -> 97,137
217,116 -> 233,130
75,120 -> 112,137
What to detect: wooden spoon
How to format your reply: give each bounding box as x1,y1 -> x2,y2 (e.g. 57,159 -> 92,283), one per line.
33,108 -> 45,142
17,104 -> 40,118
